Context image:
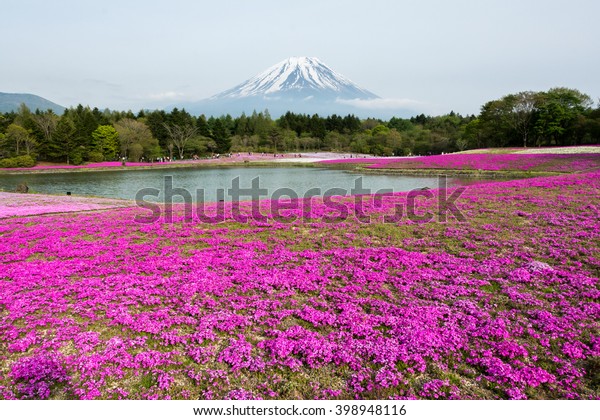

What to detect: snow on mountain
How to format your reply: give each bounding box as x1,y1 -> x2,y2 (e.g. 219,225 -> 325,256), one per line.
212,57 -> 379,100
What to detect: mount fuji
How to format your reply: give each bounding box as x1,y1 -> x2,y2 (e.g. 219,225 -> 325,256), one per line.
175,57 -> 410,118
213,57 -> 378,101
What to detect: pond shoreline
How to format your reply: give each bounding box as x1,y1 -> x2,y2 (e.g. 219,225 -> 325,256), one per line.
0,160 -> 321,175
0,159 -> 564,179
352,167 -> 554,178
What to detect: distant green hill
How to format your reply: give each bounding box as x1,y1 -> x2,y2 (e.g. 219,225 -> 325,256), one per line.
0,92 -> 65,114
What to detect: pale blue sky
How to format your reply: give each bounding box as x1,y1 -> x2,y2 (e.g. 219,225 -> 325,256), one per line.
1,0 -> 598,115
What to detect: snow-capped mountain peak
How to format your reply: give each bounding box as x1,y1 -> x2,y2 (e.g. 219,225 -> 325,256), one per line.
211,56 -> 379,100
174,56 -> 408,118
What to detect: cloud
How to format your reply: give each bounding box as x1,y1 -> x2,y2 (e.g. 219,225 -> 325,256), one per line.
82,79 -> 122,90
336,97 -> 425,110
146,91 -> 189,101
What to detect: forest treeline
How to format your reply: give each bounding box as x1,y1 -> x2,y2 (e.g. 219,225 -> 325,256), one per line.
0,87 -> 598,167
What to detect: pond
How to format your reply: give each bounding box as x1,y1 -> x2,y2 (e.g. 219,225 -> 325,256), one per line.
0,166 -> 481,203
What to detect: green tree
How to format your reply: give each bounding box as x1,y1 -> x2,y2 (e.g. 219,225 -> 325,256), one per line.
14,104 -> 35,130
235,113 -> 249,137
145,110 -> 169,150
323,131 -> 345,151
478,99 -> 515,147
67,105 -> 101,160
281,129 -> 300,151
129,143 -> 144,162
247,111 -> 272,139
388,117 -> 414,132
31,111 -> 59,160
168,108 -> 195,128
51,116 -> 77,164
385,129 -> 403,155
115,118 -> 159,161
211,119 -> 231,154
203,138 -> 218,154
349,133 -> 371,154
461,118 -> 482,150
399,131 -> 416,155
534,88 -> 593,146
268,127 -> 282,152
6,124 -> 35,156
196,114 -> 212,137
91,125 -> 120,160
309,114 -> 327,141
505,91 -> 538,147
0,132 -> 5,158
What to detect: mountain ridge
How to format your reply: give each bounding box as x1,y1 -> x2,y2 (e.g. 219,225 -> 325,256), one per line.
0,92 -> 65,114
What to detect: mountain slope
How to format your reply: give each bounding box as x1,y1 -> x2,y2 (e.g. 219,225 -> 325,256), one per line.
0,92 -> 65,114
176,57 -> 394,117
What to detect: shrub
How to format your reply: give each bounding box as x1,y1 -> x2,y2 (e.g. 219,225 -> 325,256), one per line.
0,155 -> 36,168
87,151 -> 104,163
69,150 -> 84,166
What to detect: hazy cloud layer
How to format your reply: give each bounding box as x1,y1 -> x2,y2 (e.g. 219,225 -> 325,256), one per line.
337,98 -> 427,110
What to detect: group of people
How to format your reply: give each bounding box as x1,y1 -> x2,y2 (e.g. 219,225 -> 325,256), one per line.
120,151 -> 311,163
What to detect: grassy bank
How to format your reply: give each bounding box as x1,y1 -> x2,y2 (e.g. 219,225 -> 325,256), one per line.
328,166 -> 555,179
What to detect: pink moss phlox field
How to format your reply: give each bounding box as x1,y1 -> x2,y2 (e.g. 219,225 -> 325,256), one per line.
0,192 -> 131,218
0,171 -> 599,400
320,153 -> 600,172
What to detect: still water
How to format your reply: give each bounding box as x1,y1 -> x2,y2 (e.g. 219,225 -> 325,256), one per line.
0,166 -> 474,202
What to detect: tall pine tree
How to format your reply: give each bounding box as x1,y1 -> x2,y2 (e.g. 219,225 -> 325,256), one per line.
211,119 -> 231,154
